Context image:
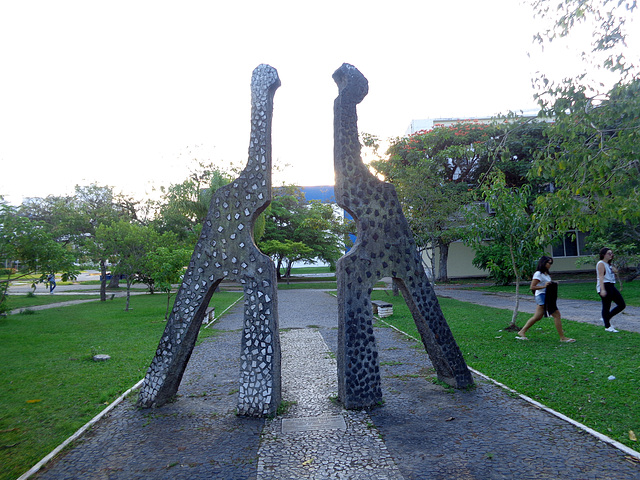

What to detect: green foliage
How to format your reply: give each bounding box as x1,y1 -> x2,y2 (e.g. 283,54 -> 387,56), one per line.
146,246 -> 192,319
0,201 -> 79,313
531,79 -> 640,241
373,118 -> 546,282
529,0 -> 640,275
470,243 -> 537,287
530,0 -> 637,81
259,186 -> 351,278
462,171 -> 544,324
151,162 -> 232,244
464,172 -> 544,286
95,221 -> 177,310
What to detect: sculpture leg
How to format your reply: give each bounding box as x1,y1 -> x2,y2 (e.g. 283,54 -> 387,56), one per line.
137,269 -> 222,408
336,257 -> 382,409
237,257 -> 281,416
395,253 -> 474,388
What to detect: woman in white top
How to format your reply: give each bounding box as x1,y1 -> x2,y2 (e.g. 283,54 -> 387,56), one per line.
517,256 -> 575,342
597,247 -> 626,332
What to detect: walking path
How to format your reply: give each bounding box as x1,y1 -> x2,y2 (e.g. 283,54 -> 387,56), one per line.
27,289 -> 640,479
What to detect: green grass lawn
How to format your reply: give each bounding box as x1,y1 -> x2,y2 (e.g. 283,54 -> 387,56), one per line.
371,291 -> 640,453
0,291 -> 242,480
466,280 -> 640,307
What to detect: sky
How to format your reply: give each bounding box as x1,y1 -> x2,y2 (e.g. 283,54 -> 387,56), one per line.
1,1 -> 638,205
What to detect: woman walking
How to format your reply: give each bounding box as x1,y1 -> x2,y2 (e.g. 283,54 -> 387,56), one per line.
597,248 -> 626,332
517,256 -> 575,342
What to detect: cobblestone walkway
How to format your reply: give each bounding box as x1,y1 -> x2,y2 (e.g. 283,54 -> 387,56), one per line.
30,289 -> 640,480
257,329 -> 403,479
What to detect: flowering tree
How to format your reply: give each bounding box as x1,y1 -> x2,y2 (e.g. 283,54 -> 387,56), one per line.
372,120 -> 544,281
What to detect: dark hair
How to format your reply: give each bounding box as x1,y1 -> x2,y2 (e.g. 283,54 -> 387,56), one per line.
536,256 -> 553,274
599,247 -> 612,263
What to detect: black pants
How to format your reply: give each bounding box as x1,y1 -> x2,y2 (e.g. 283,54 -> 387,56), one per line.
601,283 -> 626,328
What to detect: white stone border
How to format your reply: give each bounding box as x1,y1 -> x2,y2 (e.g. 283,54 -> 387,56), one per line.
376,315 -> 640,461
204,294 -> 243,329
17,293 -> 244,479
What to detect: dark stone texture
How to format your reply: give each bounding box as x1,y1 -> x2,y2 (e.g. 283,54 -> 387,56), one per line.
137,64 -> 281,416
332,63 -> 474,410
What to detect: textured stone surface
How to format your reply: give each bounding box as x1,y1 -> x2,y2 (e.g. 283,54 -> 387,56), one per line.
332,63 -> 474,410
137,64 -> 281,416
256,328 -> 404,480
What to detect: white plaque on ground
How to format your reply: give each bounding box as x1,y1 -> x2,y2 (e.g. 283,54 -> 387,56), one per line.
281,415 -> 346,433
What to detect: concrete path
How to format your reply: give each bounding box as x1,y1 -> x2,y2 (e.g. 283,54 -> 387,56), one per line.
28,289 -> 640,479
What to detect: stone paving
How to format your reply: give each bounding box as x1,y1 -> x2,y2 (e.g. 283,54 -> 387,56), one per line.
29,289 -> 640,479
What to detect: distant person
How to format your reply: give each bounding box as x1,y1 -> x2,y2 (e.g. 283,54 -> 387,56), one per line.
517,256 -> 575,343
597,248 -> 626,332
47,273 -> 56,293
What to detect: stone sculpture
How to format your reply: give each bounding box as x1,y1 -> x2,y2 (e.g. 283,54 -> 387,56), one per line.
333,63 -> 474,409
138,64 -> 281,416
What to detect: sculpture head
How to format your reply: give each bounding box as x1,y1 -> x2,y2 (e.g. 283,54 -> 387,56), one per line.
251,64 -> 281,96
333,63 -> 368,104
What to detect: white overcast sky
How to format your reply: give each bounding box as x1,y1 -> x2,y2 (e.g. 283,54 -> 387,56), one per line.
1,1 -> 637,205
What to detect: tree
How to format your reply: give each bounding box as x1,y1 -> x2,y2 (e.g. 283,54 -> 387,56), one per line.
528,1 -> 640,275
531,79 -> 640,241
530,0 -> 637,82
462,171 -> 545,329
372,119 -> 545,282
151,162 -> 233,245
96,221 -> 163,311
259,186 -> 351,279
19,183 -> 141,300
0,200 -> 78,314
259,240 -> 313,283
146,246 -> 191,319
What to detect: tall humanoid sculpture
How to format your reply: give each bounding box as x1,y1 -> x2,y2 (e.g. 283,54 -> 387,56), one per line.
138,64 -> 281,417
333,63 -> 474,409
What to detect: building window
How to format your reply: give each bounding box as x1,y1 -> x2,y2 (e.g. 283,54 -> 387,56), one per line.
552,231 -> 589,257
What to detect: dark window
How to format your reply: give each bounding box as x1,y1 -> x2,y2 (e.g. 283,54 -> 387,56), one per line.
552,231 -> 589,257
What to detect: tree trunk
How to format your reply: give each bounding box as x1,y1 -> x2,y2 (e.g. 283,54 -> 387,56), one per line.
108,275 -> 120,289
285,260 -> 292,285
624,262 -> 640,282
392,277 -> 399,296
99,259 -> 107,302
509,242 -> 520,328
125,279 -> 131,311
165,292 -> 171,320
436,242 -> 450,283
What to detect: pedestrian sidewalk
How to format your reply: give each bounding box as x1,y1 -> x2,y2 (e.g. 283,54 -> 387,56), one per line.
28,290 -> 640,479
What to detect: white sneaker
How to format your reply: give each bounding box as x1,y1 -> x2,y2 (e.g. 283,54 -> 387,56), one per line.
605,326 -> 619,332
